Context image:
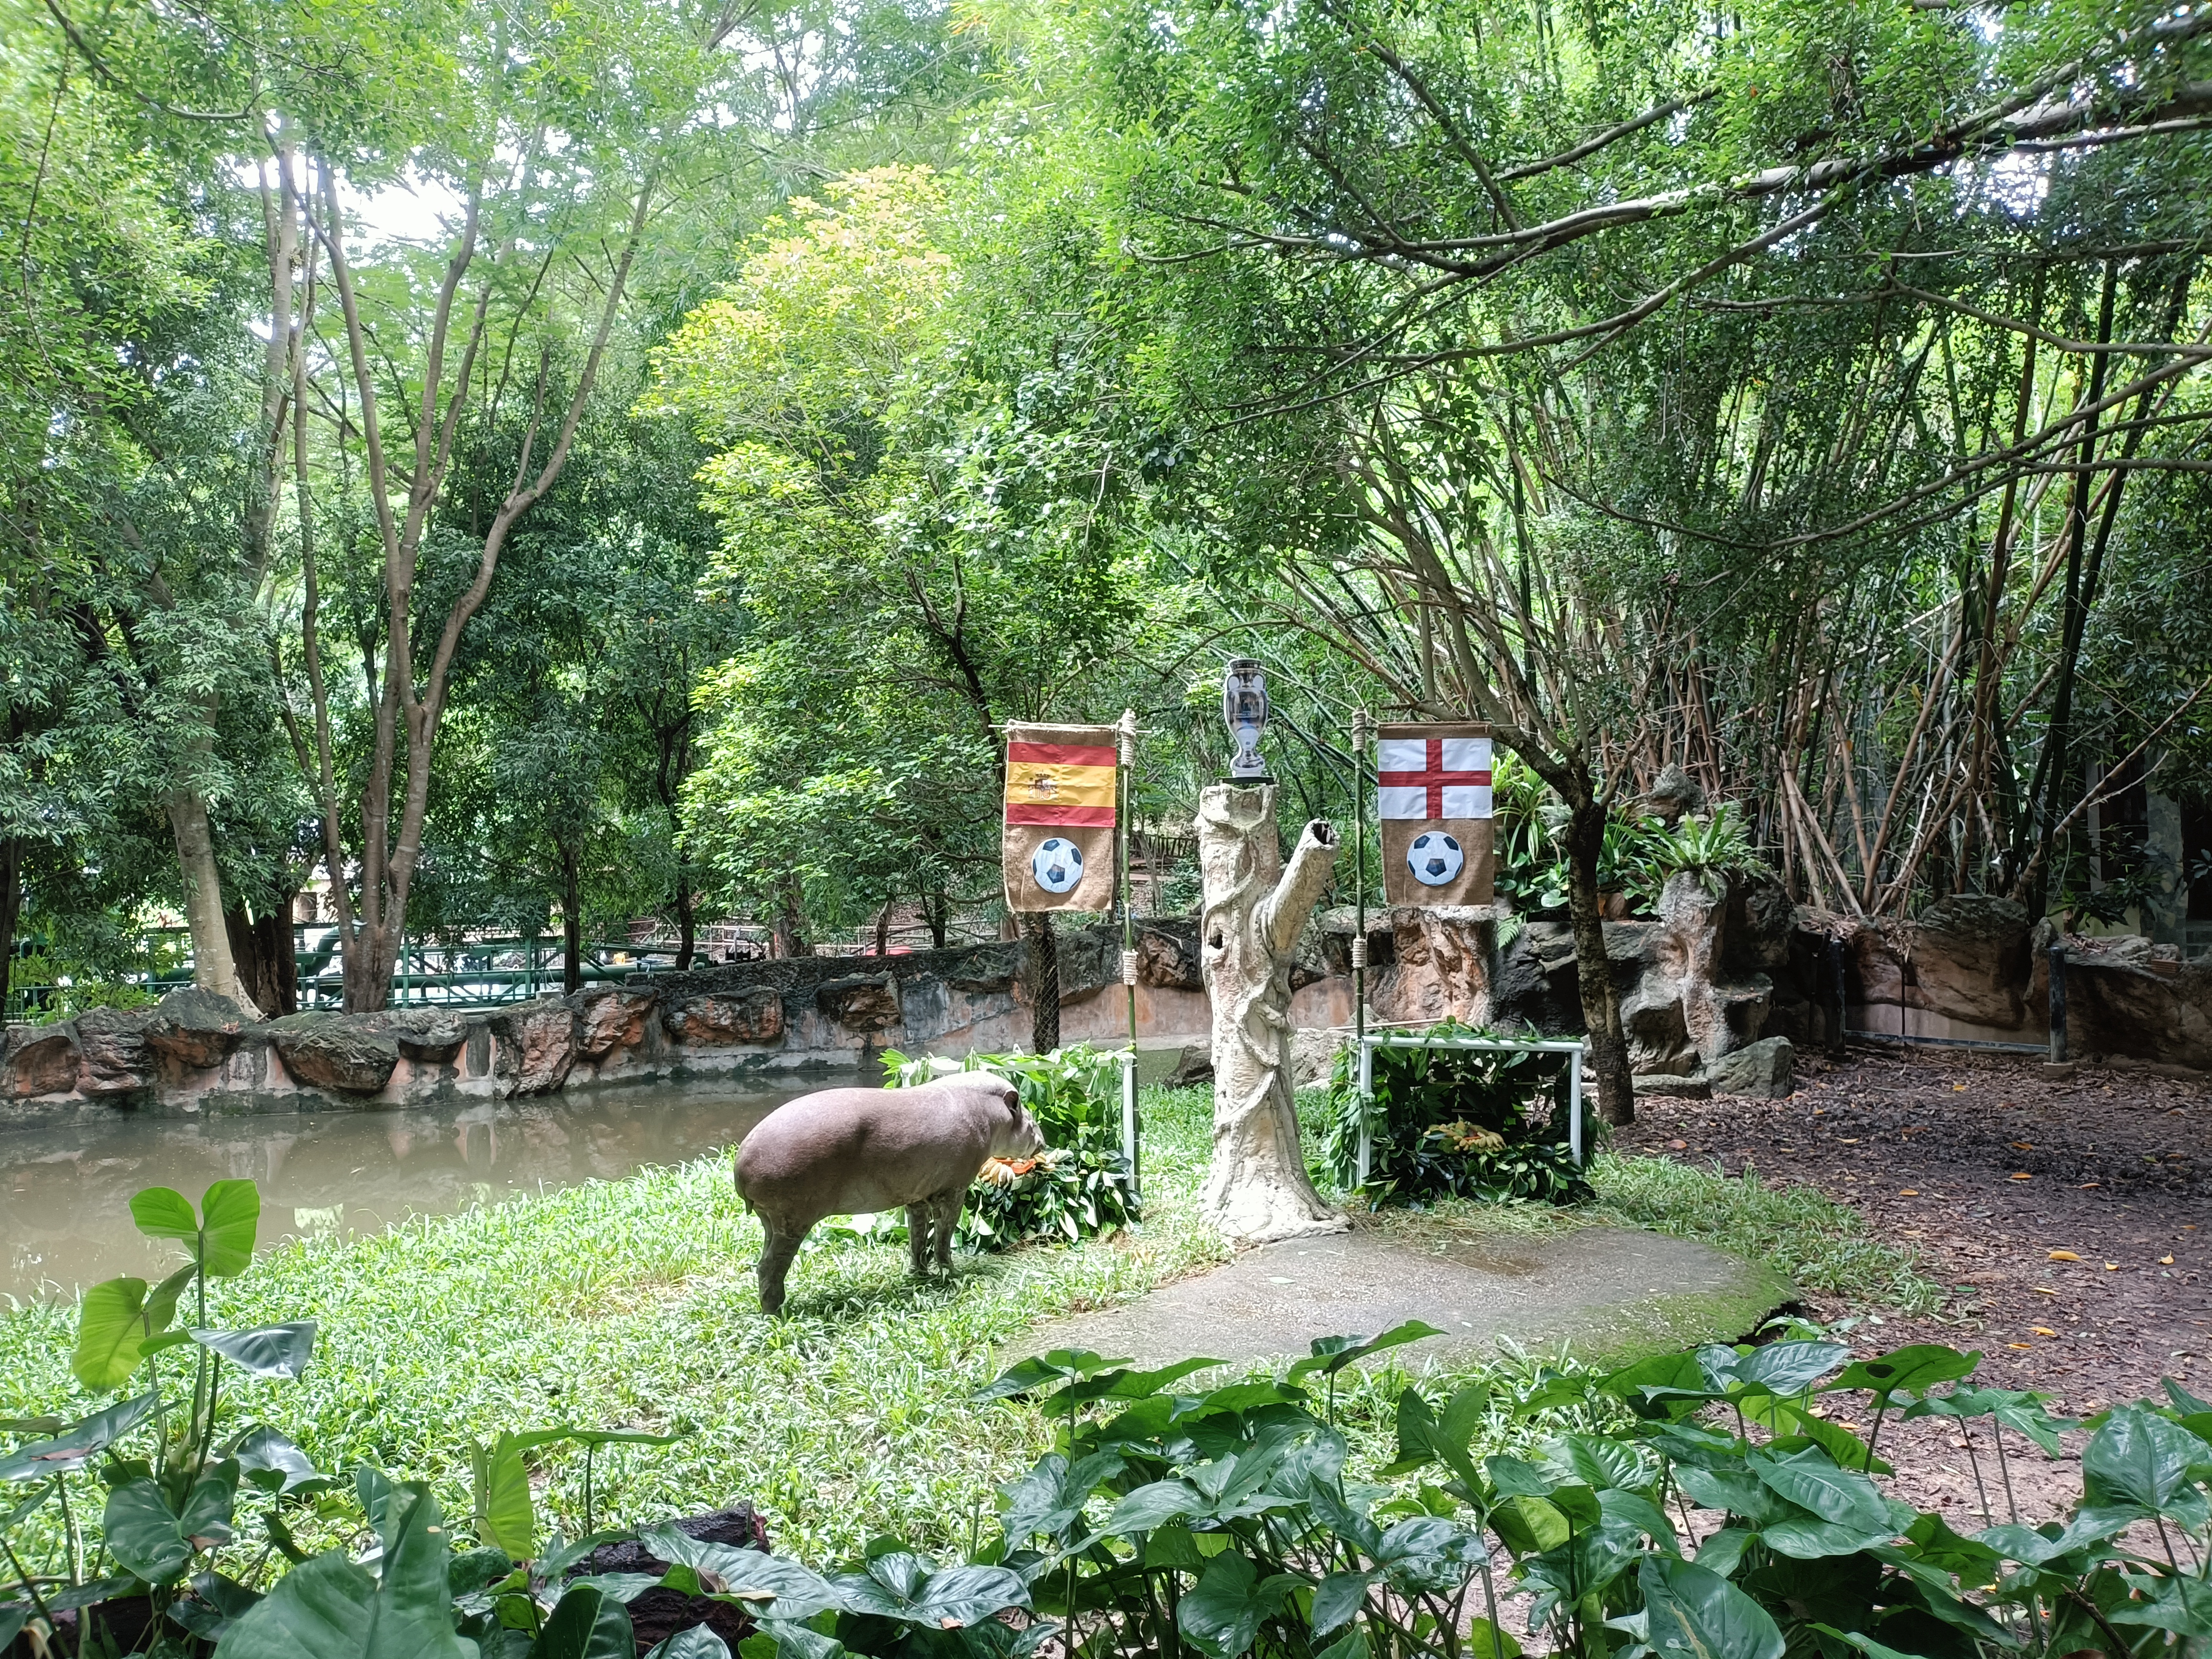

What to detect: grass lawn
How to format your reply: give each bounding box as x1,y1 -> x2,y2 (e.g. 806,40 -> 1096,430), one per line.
0,1086 -> 1942,1562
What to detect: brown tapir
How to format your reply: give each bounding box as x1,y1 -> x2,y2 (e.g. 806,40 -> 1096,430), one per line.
734,1074 -> 1044,1315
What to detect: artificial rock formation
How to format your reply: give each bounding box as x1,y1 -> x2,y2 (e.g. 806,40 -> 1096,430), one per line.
1195,784 -> 1346,1243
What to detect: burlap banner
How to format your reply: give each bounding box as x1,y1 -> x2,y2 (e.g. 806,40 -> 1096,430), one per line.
1378,721 -> 1497,907
1003,722 -> 1118,913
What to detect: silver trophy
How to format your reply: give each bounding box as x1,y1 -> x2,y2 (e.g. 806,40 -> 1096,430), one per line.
1222,658 -> 1270,780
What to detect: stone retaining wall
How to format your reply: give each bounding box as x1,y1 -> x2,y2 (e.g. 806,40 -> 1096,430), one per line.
11,888 -> 2206,1119
0,926 -> 1194,1118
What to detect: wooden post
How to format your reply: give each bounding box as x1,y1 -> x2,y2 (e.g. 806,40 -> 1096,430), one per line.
1196,783 -> 1346,1241
2048,942 -> 2068,1063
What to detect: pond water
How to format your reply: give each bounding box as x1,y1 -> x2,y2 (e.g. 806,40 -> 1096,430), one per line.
0,1081 -> 842,1301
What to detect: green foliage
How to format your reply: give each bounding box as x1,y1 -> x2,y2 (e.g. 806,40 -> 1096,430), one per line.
882,1045 -> 1141,1249
1324,1022 -> 1590,1207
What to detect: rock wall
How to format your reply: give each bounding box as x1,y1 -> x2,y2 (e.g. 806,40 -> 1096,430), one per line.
0,927 -> 1208,1119
13,887 -> 2206,1120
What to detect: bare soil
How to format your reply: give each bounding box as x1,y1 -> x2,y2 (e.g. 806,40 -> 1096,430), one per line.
1611,1043 -> 2212,1521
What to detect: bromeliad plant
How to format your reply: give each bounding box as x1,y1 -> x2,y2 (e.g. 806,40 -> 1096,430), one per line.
882,1045 -> 1140,1249
1322,1021 -> 1589,1209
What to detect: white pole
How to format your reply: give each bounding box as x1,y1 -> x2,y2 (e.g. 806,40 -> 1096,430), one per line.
1569,1041 -> 1585,1166
1120,1046 -> 1139,1200
1357,1037 -> 1374,1185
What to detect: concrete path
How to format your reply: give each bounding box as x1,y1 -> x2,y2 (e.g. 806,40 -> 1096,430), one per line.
1014,1225 -> 1791,1373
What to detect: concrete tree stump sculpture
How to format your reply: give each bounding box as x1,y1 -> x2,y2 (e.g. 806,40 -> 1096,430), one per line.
1195,782 -> 1346,1242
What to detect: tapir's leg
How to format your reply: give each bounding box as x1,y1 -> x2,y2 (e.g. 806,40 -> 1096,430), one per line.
904,1204 -> 934,1276
757,1222 -> 805,1316
930,1189 -> 963,1270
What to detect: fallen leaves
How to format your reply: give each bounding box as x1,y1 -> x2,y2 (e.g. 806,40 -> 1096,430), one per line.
2163,1255 -> 2177,1265
2008,1342 -> 2034,1349
2105,1262 -> 2121,1271
1955,1083 -> 1969,1092
2012,1141 -> 2035,1150
2033,1326 -> 2058,1337
2010,1172 -> 2034,1181
2034,1285 -> 2060,1295
2050,1250 -> 2082,1261
1901,1188 -> 1920,1196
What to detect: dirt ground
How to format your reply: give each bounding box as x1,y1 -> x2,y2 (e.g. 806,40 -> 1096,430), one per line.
1610,1043 -> 2212,1521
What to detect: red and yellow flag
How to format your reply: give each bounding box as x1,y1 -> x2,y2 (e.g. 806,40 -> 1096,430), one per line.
1004,723 -> 1117,912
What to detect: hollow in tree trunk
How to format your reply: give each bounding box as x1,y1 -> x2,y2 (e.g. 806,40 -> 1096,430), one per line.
226,902 -> 299,1017
1560,799 -> 1633,1125
1023,910 -> 1060,1052
1195,785 -> 1345,1242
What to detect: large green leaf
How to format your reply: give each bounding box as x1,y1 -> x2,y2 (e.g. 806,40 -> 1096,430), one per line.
1373,1517 -> 1484,1593
1176,1552 -> 1298,1659
1101,1478 -> 1206,1534
1729,1342 -> 1850,1395
198,1180 -> 262,1277
194,1324 -> 317,1380
131,1187 -> 200,1243
105,1467 -> 238,1585
1538,1433 -> 1648,1493
646,1633 -> 732,1659
231,1426 -> 333,1498
1747,1449 -> 1897,1535
1639,1553 -> 1786,1659
1829,1346 -> 1978,1401
2109,1573 -> 2212,1636
1287,1322 -> 1444,1382
529,1583 -> 634,1658
643,1527 -> 840,1623
72,1278 -> 155,1391
472,1434 -> 537,1559
1310,1570 -> 1379,1637
973,1349 -> 1128,1403
0,1391 -> 158,1481
2083,1404 -> 2206,1512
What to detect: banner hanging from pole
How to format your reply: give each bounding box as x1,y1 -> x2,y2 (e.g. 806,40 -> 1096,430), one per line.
1003,722 -> 1119,913
1378,721 -> 1496,907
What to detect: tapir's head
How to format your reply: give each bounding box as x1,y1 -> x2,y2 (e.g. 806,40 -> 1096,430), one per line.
973,1076 -> 1045,1158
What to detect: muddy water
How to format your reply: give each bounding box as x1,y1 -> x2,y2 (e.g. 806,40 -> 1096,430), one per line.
0,1081 -> 843,1300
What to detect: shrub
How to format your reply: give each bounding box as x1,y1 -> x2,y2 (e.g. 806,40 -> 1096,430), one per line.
881,1045 -> 1140,1249
1323,1020 -> 1590,1207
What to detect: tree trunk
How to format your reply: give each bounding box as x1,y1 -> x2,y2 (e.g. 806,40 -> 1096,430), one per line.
166,786 -> 262,1018
225,902 -> 299,1017
875,898 -> 894,956
925,892 -> 948,949
1561,799 -> 1633,1125
1194,784 -> 1345,1242
562,845 -> 584,995
0,834 -> 20,1016
771,876 -> 809,959
675,881 -> 696,971
1023,911 -> 1060,1052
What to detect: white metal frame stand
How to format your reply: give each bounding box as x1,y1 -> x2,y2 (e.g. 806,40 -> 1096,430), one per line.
1355,1032 -> 1587,1185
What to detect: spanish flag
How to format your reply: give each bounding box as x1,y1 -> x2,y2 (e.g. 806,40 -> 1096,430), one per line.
1003,722 -> 1118,913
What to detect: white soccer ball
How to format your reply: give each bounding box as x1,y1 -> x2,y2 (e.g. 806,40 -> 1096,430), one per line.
1408,830 -> 1464,887
1031,837 -> 1084,895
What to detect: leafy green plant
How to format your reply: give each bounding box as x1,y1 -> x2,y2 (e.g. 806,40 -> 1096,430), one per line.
1324,1021 -> 1589,1208
882,1046 -> 1140,1249
1634,804 -> 1763,901
0,1182 -> 689,1657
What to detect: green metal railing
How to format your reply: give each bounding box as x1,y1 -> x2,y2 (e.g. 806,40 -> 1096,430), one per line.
5,928 -> 687,1021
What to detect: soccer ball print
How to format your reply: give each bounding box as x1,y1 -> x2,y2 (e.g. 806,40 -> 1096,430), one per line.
1031,837 -> 1085,894
1407,830 -> 1464,887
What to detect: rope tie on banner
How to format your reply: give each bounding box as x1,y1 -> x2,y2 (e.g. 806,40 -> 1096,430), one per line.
1121,949 -> 1139,986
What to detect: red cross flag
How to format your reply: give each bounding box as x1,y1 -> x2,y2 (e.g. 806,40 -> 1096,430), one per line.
1378,721 -> 1496,907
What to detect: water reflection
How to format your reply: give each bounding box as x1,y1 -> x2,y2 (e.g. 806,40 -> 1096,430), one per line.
0,1081 -> 834,1300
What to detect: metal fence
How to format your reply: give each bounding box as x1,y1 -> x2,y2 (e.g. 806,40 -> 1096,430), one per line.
5,927 -> 699,1021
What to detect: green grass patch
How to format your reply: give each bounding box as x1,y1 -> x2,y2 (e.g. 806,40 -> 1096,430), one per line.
0,1083 -> 1938,1562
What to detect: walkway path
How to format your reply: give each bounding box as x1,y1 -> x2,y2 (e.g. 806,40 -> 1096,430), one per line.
1015,1224 -> 1790,1371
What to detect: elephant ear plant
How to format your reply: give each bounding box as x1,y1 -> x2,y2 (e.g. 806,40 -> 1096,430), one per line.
0,1178 -> 322,1650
